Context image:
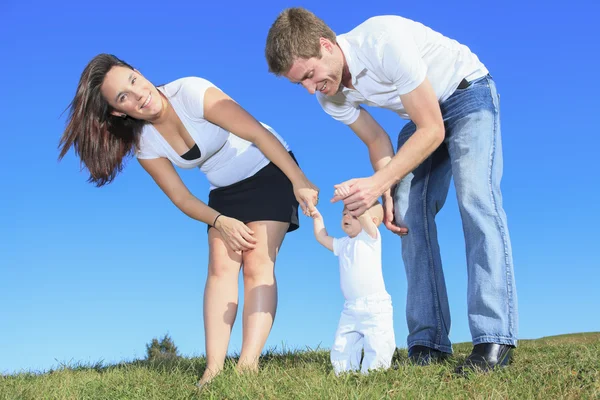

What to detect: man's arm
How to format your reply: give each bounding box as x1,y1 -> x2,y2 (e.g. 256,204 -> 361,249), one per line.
348,107 -> 395,173
333,78 -> 444,216
340,108 -> 405,234
374,77 -> 445,192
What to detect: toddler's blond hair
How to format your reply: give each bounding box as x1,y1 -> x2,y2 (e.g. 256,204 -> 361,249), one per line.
368,201 -> 384,227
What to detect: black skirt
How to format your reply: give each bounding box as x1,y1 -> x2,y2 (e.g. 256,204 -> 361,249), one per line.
207,152 -> 300,233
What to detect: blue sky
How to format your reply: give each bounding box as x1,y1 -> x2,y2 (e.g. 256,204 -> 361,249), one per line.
1,0 -> 598,374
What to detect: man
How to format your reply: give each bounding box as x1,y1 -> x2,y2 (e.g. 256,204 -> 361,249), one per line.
265,8 -> 518,373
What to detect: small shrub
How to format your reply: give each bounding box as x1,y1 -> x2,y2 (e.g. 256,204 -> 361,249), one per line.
145,334 -> 179,361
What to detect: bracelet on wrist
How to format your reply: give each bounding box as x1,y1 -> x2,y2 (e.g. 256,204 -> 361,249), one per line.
212,213 -> 223,227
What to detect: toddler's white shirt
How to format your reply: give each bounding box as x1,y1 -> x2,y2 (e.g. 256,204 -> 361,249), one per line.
333,228 -> 386,300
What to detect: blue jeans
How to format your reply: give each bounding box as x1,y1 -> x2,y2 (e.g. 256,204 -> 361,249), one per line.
393,75 -> 518,353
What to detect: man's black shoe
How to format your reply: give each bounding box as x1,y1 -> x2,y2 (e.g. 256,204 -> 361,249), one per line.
408,345 -> 450,366
455,343 -> 514,374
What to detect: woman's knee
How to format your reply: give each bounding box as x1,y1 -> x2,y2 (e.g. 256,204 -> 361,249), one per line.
242,249 -> 275,280
208,232 -> 242,279
208,247 -> 241,279
208,260 -> 239,279
241,221 -> 286,280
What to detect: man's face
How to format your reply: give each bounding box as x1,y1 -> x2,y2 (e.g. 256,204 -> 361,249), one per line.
284,44 -> 344,96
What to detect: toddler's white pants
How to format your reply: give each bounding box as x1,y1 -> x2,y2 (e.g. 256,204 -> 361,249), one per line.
330,292 -> 396,375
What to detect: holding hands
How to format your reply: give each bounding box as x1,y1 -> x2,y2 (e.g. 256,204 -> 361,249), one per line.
293,177 -> 320,217
331,178 -> 408,236
331,177 -> 381,216
331,177 -> 382,216
310,206 -> 323,220
295,173 -> 408,237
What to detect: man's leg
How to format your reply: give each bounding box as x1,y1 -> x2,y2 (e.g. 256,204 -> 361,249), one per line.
443,75 -> 518,372
394,122 -> 454,358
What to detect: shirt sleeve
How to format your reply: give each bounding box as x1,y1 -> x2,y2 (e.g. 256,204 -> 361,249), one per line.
178,77 -> 220,120
376,26 -> 427,95
358,228 -> 380,247
332,237 -> 349,256
316,92 -> 361,125
136,130 -> 161,160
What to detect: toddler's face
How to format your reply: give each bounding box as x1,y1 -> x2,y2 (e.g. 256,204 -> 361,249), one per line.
341,207 -> 362,237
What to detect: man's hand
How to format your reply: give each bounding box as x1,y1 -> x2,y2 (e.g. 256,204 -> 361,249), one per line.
333,184 -> 351,199
382,188 -> 408,236
330,176 -> 383,216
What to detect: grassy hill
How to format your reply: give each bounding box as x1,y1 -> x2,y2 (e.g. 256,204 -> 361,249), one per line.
1,332 -> 598,399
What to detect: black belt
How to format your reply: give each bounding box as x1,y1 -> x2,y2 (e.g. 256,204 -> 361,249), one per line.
457,78 -> 470,90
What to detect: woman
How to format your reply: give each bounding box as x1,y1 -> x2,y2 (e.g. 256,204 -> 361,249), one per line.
58,54 -> 319,385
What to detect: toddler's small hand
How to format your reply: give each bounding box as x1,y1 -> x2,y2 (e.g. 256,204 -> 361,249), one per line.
334,184 -> 351,199
310,207 -> 322,219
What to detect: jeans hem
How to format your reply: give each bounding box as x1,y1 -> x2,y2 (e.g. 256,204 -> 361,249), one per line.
472,335 -> 518,347
408,340 -> 453,354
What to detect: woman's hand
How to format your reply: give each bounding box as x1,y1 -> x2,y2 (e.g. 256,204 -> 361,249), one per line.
293,178 -> 320,216
214,215 -> 257,252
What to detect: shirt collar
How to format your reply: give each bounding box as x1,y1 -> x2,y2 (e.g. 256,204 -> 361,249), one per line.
337,35 -> 366,89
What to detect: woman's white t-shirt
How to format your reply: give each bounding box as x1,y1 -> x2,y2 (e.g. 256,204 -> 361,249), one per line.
136,77 -> 289,190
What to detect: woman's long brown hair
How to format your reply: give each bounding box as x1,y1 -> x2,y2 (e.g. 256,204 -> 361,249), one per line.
58,54 -> 147,186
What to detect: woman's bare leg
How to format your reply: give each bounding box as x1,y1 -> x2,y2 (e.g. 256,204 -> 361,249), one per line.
236,221 -> 289,372
199,227 -> 243,385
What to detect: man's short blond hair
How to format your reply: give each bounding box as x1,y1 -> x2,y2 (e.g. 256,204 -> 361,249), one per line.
265,7 -> 337,75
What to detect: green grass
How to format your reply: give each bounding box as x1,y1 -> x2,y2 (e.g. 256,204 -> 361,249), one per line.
2,332 -> 599,399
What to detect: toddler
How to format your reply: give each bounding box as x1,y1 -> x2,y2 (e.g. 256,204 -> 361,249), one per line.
311,196 -> 396,374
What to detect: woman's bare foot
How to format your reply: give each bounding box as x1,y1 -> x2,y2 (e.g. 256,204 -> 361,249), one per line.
236,361 -> 259,375
196,367 -> 221,389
